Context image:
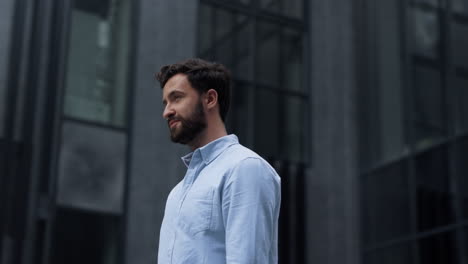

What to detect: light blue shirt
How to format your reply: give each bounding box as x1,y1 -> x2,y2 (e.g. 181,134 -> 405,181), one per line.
158,135 -> 281,264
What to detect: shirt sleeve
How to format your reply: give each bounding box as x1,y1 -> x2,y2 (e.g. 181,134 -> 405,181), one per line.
222,157 -> 281,264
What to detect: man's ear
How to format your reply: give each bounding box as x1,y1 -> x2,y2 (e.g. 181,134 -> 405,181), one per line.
204,89 -> 218,110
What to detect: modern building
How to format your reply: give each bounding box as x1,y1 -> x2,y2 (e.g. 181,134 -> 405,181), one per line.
0,0 -> 467,263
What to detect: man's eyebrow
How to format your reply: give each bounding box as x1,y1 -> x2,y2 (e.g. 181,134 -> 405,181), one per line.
162,90 -> 185,104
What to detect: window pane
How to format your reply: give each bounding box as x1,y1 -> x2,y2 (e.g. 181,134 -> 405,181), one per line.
415,146 -> 455,231
362,161 -> 412,245
284,96 -> 305,163
418,232 -> 459,264
413,0 -> 438,7
198,4 -> 213,55
452,0 -> 468,15
233,15 -> 253,81
214,8 -> 235,70
412,7 -> 440,60
255,88 -> 279,158
459,136 -> 468,220
227,83 -> 251,145
283,28 -> 303,92
64,0 -> 131,127
0,87 -> 4,138
57,121 -> 126,214
51,208 -> 121,264
451,19 -> 468,70
455,76 -> 468,133
364,242 -> 413,264
260,0 -> 303,19
257,21 -> 280,86
360,0 -> 406,168
412,66 -> 446,148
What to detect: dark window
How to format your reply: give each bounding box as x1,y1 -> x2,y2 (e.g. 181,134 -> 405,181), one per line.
362,161 -> 412,245
364,242 -> 413,264
415,147 -> 455,231
63,0 -> 131,127
360,0 -> 468,263
51,208 -> 121,264
197,1 -> 308,262
418,232 -> 460,264
49,0 -> 132,263
198,0 -> 308,163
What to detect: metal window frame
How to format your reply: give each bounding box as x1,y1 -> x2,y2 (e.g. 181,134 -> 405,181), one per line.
361,0 -> 468,263
199,0 -> 310,165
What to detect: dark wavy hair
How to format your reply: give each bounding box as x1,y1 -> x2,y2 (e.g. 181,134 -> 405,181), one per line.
156,58 -> 231,122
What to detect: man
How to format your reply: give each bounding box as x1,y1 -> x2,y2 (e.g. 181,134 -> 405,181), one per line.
156,58 -> 281,263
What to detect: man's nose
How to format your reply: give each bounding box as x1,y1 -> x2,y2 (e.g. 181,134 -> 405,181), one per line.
163,105 -> 175,119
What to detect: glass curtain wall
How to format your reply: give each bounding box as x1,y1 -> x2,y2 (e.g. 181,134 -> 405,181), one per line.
49,0 -> 132,263
198,0 -> 308,262
360,0 -> 468,263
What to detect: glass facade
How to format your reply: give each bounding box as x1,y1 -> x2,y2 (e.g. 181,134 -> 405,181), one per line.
198,0 -> 308,262
198,0 -> 308,164
63,0 -> 131,127
50,0 -> 132,263
361,0 -> 468,263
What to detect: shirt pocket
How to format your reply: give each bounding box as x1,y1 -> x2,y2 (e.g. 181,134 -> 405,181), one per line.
178,188 -> 215,236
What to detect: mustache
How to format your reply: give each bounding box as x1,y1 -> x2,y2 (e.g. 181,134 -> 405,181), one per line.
167,116 -> 180,124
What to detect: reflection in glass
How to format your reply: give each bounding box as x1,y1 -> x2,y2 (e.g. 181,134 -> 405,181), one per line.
415,147 -> 455,231
453,0 -> 468,15
215,8 -> 234,41
418,232 -> 459,264
57,121 -> 126,214
233,15 -> 252,81
283,28 -> 303,92
198,4 -> 212,55
51,208 -> 121,264
456,76 -> 468,132
364,242 -> 413,264
412,66 -> 446,148
260,0 -> 303,18
226,83 -> 250,145
451,21 -> 468,70
255,88 -> 279,158
360,0 -> 405,169
459,137 -> 468,219
0,90 -> 4,138
413,0 -> 439,7
285,96 -> 305,162
412,8 -> 440,60
362,162 -> 412,245
64,0 -> 130,127
257,22 -> 280,86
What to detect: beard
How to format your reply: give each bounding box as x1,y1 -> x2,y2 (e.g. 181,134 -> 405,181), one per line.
168,100 -> 207,145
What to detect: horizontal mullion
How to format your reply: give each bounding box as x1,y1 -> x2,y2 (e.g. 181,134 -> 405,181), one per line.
360,132 -> 468,176
200,0 -> 305,30
363,221 -> 468,252
233,79 -> 309,98
62,116 -> 127,133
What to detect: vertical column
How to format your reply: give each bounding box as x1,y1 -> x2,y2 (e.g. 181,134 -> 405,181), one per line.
306,0 -> 361,264
125,1 -> 199,264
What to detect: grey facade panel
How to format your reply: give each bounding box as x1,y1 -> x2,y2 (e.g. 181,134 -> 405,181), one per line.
306,0 -> 361,264
0,0 -> 15,136
125,1 -> 199,264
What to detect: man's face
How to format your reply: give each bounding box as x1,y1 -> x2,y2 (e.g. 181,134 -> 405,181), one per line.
162,74 -> 207,144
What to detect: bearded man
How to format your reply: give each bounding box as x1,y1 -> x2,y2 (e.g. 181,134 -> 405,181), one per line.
156,58 -> 281,264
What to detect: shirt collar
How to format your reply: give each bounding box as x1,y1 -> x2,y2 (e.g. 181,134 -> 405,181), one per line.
181,134 -> 239,168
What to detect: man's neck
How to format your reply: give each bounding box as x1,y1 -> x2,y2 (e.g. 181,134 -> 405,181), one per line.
188,122 -> 227,151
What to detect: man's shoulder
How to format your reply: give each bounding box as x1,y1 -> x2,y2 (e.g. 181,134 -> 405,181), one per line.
219,144 -> 278,176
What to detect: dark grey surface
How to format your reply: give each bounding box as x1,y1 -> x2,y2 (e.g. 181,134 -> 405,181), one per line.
306,0 -> 360,264
0,0 -> 15,137
124,1 -> 198,264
